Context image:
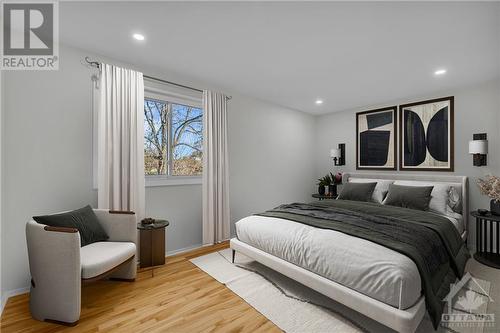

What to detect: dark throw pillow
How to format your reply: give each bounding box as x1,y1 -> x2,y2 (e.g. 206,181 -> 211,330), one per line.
383,184 -> 434,211
338,182 -> 377,202
33,205 -> 109,247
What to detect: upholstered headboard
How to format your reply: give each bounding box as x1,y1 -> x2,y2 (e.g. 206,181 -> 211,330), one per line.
342,172 -> 469,234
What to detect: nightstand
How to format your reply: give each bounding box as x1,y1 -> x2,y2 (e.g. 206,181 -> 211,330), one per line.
312,194 -> 338,201
471,211 -> 500,269
137,220 -> 169,276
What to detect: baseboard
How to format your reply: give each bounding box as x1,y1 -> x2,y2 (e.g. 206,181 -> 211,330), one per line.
166,243 -> 203,257
166,239 -> 232,257
1,286 -> 30,316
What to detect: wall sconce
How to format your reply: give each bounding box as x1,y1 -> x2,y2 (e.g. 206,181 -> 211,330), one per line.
330,143 -> 345,166
469,133 -> 488,166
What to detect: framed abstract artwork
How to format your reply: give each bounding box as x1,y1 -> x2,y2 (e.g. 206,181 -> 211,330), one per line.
399,96 -> 454,171
356,106 -> 397,170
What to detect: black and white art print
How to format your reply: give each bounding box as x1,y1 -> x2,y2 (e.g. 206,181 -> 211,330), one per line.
356,106 -> 397,170
399,96 -> 454,171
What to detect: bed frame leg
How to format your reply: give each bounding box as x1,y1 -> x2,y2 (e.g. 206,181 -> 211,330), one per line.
231,249 -> 236,263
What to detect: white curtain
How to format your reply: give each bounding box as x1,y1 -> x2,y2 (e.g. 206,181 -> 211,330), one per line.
202,91 -> 230,245
97,63 -> 145,220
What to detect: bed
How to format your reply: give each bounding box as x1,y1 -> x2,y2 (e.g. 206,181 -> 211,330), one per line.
230,173 -> 469,333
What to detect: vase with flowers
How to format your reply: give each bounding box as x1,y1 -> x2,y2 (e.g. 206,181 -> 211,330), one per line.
477,175 -> 500,215
328,172 -> 343,197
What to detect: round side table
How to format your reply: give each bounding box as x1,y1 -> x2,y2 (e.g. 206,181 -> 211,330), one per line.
471,211 -> 500,269
137,219 -> 169,276
312,194 -> 338,201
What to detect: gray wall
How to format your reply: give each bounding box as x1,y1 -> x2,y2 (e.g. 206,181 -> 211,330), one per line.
315,79 -> 500,249
145,185 -> 203,253
228,93 -> 316,234
1,45 -> 316,295
2,47 -> 98,297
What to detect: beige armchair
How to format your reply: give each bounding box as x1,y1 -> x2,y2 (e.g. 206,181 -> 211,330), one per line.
26,209 -> 137,325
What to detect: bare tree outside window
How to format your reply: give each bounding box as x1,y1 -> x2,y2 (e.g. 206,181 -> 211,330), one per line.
144,98 -> 203,176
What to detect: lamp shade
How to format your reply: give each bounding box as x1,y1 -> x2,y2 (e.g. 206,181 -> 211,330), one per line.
469,140 -> 488,154
330,148 -> 341,159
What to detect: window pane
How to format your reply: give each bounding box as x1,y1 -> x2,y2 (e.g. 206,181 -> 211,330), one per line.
171,103 -> 203,176
144,99 -> 169,175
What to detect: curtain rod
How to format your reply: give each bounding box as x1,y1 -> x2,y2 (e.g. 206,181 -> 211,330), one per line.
84,57 -> 232,100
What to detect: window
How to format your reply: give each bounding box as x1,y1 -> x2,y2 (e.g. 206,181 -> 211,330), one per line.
144,97 -> 203,183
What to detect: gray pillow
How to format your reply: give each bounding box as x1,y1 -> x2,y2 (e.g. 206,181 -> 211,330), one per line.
338,182 -> 377,202
33,205 -> 109,247
383,184 -> 434,211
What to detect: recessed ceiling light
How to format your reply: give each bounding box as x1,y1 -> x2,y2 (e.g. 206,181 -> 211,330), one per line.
315,99 -> 323,105
132,33 -> 145,41
434,69 -> 447,76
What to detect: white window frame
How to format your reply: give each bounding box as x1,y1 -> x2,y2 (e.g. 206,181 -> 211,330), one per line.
144,86 -> 203,187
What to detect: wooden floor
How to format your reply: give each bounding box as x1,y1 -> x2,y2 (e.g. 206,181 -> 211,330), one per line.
0,241 -> 281,333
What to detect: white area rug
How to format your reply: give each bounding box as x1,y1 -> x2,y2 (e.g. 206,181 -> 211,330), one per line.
191,249 -> 493,333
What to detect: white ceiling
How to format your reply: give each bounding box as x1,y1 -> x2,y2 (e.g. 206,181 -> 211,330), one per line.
60,2 -> 500,115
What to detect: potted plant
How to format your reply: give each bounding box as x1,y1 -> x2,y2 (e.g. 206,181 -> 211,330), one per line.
477,175 -> 500,215
328,172 -> 343,197
316,174 -> 331,195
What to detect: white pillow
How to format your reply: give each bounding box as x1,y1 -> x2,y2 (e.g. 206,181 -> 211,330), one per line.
444,206 -> 465,233
393,180 -> 451,215
349,178 -> 394,204
448,186 -> 462,213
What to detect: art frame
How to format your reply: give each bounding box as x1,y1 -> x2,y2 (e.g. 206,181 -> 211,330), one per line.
356,106 -> 397,170
399,96 -> 454,172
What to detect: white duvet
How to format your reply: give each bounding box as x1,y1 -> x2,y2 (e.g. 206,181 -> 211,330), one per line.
236,215 -> 423,309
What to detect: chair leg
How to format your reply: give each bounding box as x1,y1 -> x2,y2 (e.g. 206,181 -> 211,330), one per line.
232,249 -> 236,264
45,319 -> 79,326
109,277 -> 135,282
109,256 -> 137,280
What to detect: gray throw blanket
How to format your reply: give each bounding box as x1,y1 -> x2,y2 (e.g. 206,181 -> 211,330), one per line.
256,199 -> 470,329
